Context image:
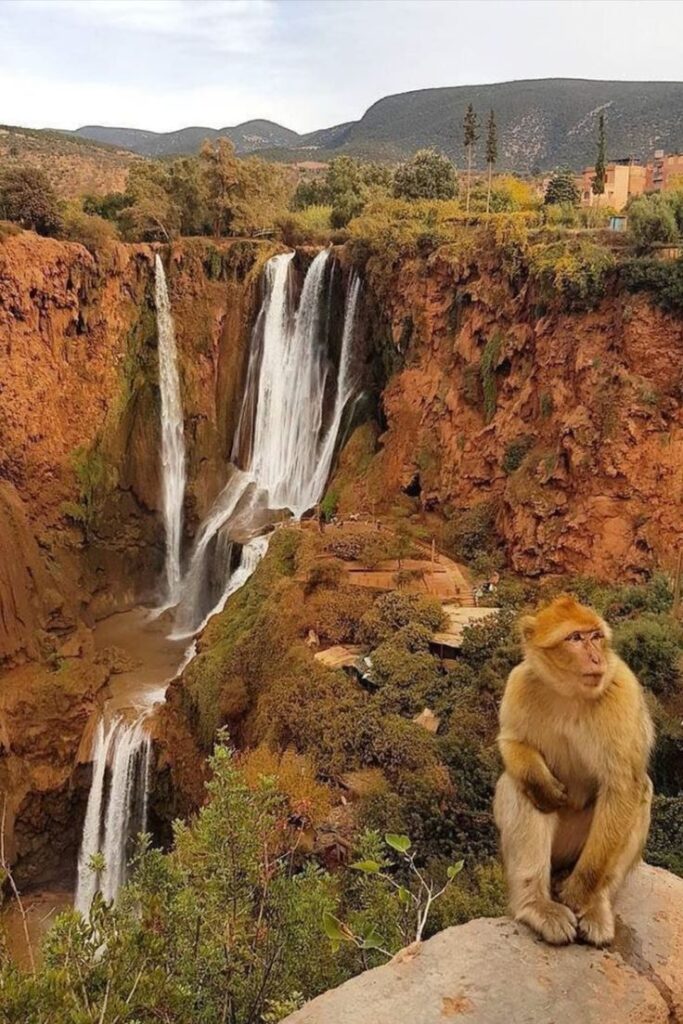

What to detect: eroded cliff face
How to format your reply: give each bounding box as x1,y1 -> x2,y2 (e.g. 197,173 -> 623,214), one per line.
344,247 -> 683,579
0,231 -> 277,879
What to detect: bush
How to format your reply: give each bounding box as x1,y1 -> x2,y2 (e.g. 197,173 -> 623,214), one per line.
502,435 -> 535,474
276,206 -> 333,245
442,501 -> 499,563
621,257 -> 683,313
614,614 -> 683,696
0,165 -> 62,235
627,194 -> 679,253
393,149 -> 458,202
360,591 -> 445,647
61,203 -> 119,250
647,795 -> 683,875
530,238 -> 615,310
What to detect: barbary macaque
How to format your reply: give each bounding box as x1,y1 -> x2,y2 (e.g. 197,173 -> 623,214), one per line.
493,595 -> 654,946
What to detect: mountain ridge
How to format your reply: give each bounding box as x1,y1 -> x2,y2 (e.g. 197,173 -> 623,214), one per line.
66,77 -> 683,172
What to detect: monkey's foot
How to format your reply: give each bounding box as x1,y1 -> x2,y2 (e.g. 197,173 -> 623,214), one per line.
576,898 -> 615,947
516,899 -> 577,945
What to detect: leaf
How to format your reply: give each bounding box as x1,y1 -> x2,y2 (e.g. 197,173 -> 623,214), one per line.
322,912 -> 350,943
385,833 -> 411,853
447,860 -> 465,880
360,925 -> 384,950
351,859 -> 381,874
397,885 -> 411,905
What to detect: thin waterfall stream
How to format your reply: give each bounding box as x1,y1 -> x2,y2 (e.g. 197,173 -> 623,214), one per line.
75,249 -> 361,914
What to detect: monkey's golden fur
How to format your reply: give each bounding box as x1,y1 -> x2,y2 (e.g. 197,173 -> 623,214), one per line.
493,595 -> 654,946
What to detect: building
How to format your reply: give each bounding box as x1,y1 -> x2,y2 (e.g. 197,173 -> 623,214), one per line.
579,158 -> 647,211
646,150 -> 683,192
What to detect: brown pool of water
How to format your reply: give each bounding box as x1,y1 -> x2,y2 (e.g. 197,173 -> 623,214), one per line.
1,889 -> 73,969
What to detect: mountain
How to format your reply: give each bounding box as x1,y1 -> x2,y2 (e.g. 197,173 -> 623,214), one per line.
73,78 -> 683,172
74,119 -> 300,158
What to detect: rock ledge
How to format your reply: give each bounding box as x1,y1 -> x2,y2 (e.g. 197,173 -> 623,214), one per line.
283,866 -> 683,1024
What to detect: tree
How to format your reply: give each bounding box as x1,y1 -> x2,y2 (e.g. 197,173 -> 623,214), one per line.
463,104 -> 479,216
199,138 -> 241,237
0,166 -> 61,235
392,149 -> 458,202
544,169 -> 580,206
118,161 -> 179,241
592,112 -> 606,205
485,110 -> 498,215
627,194 -> 679,253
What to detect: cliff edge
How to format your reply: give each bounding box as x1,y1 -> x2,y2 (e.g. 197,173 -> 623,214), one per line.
283,865 -> 683,1024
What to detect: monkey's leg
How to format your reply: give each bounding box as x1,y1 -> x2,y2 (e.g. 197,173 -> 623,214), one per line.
568,780 -> 652,947
494,773 -> 577,945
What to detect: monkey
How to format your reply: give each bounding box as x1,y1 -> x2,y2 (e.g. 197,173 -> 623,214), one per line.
493,595 -> 654,947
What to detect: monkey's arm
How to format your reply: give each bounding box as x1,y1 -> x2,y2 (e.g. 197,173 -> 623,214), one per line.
559,779 -> 643,910
499,737 -> 568,814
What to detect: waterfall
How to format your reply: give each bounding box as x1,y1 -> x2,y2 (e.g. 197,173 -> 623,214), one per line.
173,250 -> 360,636
75,716 -> 152,914
155,254 -> 186,606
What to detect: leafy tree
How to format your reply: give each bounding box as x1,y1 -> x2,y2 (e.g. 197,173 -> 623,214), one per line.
83,191 -> 130,221
0,165 -> 61,235
167,155 -> 211,235
231,157 -> 290,235
199,138 -> 241,237
463,103 -> 479,216
544,169 -> 580,206
392,149 -> 458,201
291,176 -> 330,210
627,194 -> 679,253
485,110 -> 498,214
119,161 -> 180,241
592,112 -> 606,202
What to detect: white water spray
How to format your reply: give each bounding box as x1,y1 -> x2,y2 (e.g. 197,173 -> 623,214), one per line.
173,251 -> 360,635
75,716 -> 152,914
155,254 -> 186,605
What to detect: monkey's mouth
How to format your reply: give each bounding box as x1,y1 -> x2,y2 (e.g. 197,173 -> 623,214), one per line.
582,672 -> 604,685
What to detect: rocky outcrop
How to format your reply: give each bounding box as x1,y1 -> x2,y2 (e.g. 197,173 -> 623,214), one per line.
345,247 -> 683,579
283,865 -> 683,1024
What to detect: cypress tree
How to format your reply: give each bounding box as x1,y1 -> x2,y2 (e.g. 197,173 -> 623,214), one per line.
485,109 -> 498,215
592,112 -> 606,204
463,103 -> 479,217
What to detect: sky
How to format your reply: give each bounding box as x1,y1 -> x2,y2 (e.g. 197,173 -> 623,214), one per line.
1,0 -> 682,135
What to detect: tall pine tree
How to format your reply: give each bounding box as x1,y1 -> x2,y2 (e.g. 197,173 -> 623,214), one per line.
485,109 -> 498,215
463,103 -> 479,217
592,112 -> 606,206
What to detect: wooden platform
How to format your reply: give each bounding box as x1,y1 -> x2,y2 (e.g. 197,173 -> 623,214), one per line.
431,606 -> 499,651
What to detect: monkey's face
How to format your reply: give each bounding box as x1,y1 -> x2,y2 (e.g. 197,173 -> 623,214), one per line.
521,596 -> 612,700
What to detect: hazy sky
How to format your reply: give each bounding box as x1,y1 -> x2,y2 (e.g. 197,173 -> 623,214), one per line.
1,0 -> 682,134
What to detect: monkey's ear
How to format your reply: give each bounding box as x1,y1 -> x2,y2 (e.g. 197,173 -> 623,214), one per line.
519,615 -> 536,643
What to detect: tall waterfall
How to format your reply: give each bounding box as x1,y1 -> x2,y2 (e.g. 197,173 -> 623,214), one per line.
173,251 -> 361,636
155,254 -> 186,606
75,716 -> 152,914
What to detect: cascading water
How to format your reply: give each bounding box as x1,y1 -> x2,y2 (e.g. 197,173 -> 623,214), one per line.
155,254 -> 186,606
75,716 -> 152,914
75,249 -> 361,913
173,251 -> 361,636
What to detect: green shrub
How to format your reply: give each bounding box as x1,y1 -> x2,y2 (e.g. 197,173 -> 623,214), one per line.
647,795 -> 683,875
393,149 -> 458,202
359,591 -> 445,647
627,194 -> 679,253
614,614 -> 683,696
442,501 -> 499,563
621,257 -> 683,313
530,238 -> 615,311
502,435 -> 535,474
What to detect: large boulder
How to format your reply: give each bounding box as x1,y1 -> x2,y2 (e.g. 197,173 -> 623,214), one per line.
283,865 -> 682,1024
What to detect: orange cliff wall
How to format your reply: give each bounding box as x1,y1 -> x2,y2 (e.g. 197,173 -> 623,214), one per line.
0,231 -> 277,881
344,247 -> 683,580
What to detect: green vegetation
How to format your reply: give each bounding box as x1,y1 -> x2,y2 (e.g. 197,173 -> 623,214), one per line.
60,445 -> 110,540
502,435 -> 535,474
529,237 -> 615,310
621,256 -> 683,313
626,191 -> 683,253
614,614 -> 683,697
480,331 -> 503,421
392,150 -> 458,202
543,169 -> 580,207
0,165 -> 61,235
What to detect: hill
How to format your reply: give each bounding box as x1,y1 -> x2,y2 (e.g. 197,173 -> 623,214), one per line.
73,78 -> 683,173
0,124 -> 136,198
74,119 -> 300,157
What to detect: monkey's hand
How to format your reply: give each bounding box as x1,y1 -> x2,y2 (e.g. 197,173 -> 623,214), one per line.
557,871 -> 596,914
523,773 -> 568,814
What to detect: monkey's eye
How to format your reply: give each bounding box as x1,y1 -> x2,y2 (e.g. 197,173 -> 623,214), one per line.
590,631 -> 604,642
566,632 -> 583,643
